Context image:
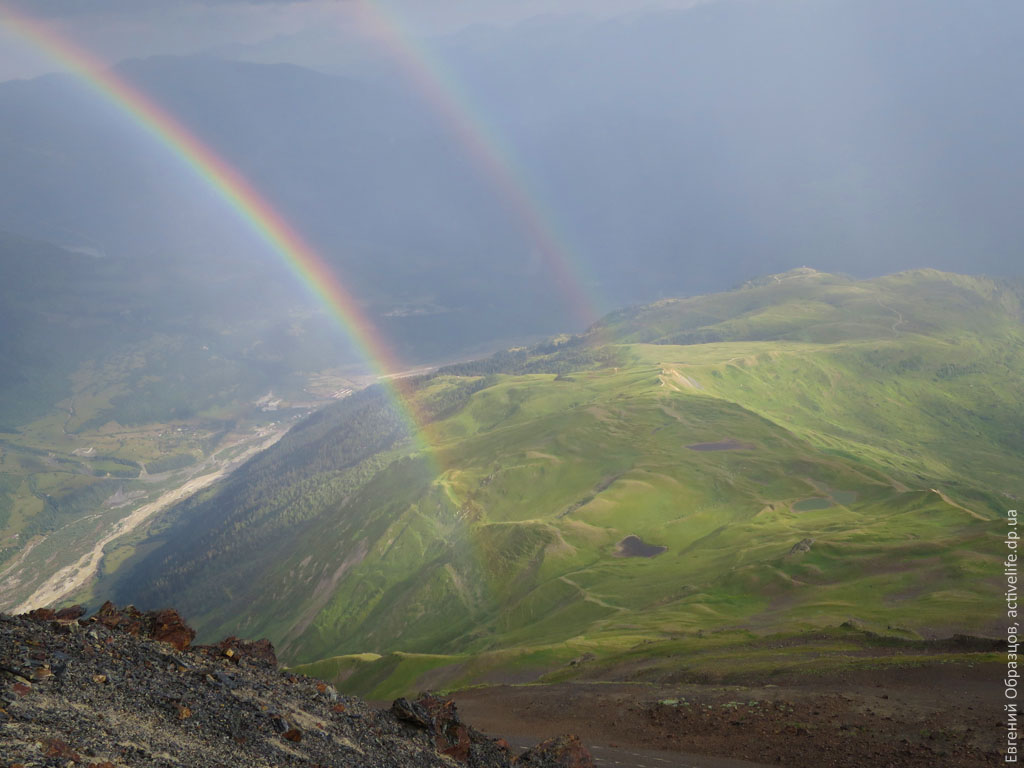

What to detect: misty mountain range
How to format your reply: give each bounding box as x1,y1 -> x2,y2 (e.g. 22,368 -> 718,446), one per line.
1,0 -> 1022,371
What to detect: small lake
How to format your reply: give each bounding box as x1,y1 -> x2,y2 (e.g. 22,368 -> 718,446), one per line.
793,497 -> 833,512
615,535 -> 668,558
686,439 -> 756,452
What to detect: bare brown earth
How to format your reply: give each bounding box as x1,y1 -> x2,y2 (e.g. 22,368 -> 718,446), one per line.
451,663 -> 1002,768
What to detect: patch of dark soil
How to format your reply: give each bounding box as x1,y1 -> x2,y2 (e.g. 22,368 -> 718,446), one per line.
614,535 -> 667,558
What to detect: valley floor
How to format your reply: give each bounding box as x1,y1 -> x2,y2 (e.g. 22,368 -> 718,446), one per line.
448,663 -> 1000,768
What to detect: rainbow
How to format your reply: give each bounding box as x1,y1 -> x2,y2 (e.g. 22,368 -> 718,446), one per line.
351,1 -> 604,331
0,4 -> 436,457
0,1 -> 610,458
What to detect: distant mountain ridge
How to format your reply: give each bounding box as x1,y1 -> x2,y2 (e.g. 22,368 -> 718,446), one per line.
595,268 -> 1024,344
3,0 -> 1024,351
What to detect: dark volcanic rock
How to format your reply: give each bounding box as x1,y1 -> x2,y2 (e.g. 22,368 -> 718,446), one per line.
393,696 -> 432,728
203,635 -> 278,667
394,694 -> 473,760
25,607 -> 56,622
151,608 -> 196,651
94,601 -> 150,635
55,604 -> 87,622
1,604 -> 591,768
516,735 -> 595,768
84,602 -> 196,650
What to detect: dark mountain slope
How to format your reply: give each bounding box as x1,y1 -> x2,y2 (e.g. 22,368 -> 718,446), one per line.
0,604 -> 589,767
0,57 -> 583,358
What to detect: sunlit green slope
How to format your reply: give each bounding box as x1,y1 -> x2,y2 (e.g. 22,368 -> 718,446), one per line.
105,269 -> 1022,691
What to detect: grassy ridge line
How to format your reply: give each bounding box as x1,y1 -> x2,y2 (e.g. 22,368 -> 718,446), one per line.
292,625 -> 1003,701
631,336 -> 1021,514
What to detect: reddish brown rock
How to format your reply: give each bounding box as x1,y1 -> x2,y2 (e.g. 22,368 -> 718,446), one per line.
94,602 -> 148,635
392,697 -> 430,728
393,694 -> 472,762
151,609 -> 195,651
24,607 -> 56,622
85,603 -> 199,652
93,600 -> 120,627
515,735 -> 595,768
55,605 -> 87,622
43,737 -> 81,762
282,728 -> 303,742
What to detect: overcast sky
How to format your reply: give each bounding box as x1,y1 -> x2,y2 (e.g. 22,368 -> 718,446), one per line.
0,0 -> 711,81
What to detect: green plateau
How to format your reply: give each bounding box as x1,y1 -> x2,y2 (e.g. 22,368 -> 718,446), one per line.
97,269 -> 1022,697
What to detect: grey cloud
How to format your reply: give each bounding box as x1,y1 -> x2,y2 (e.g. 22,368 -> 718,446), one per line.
6,0 -> 320,17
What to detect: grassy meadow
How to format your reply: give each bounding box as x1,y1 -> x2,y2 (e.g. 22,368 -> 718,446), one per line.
104,269 -> 1021,696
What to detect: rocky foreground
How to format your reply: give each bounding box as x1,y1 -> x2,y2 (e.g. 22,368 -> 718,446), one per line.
0,605 -> 592,768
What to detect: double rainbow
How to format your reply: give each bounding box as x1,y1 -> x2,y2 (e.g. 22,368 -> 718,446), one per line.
0,2 -> 607,468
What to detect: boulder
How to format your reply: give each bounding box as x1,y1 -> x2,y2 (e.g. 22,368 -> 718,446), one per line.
515,735 -> 595,768
94,602 -> 149,635
207,635 -> 277,666
788,538 -> 814,555
393,694 -> 471,761
25,608 -> 56,622
78,603 -> 198,651
151,609 -> 196,651
55,605 -> 87,622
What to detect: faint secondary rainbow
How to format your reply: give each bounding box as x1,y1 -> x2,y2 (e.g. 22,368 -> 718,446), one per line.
350,1 -> 604,331
0,4 -> 438,458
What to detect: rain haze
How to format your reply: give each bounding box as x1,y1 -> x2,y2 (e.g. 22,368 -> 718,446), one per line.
1,4 -> 1022,765
1,0 -> 1021,369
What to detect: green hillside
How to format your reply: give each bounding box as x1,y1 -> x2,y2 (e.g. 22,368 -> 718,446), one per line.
104,269 -> 1022,695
